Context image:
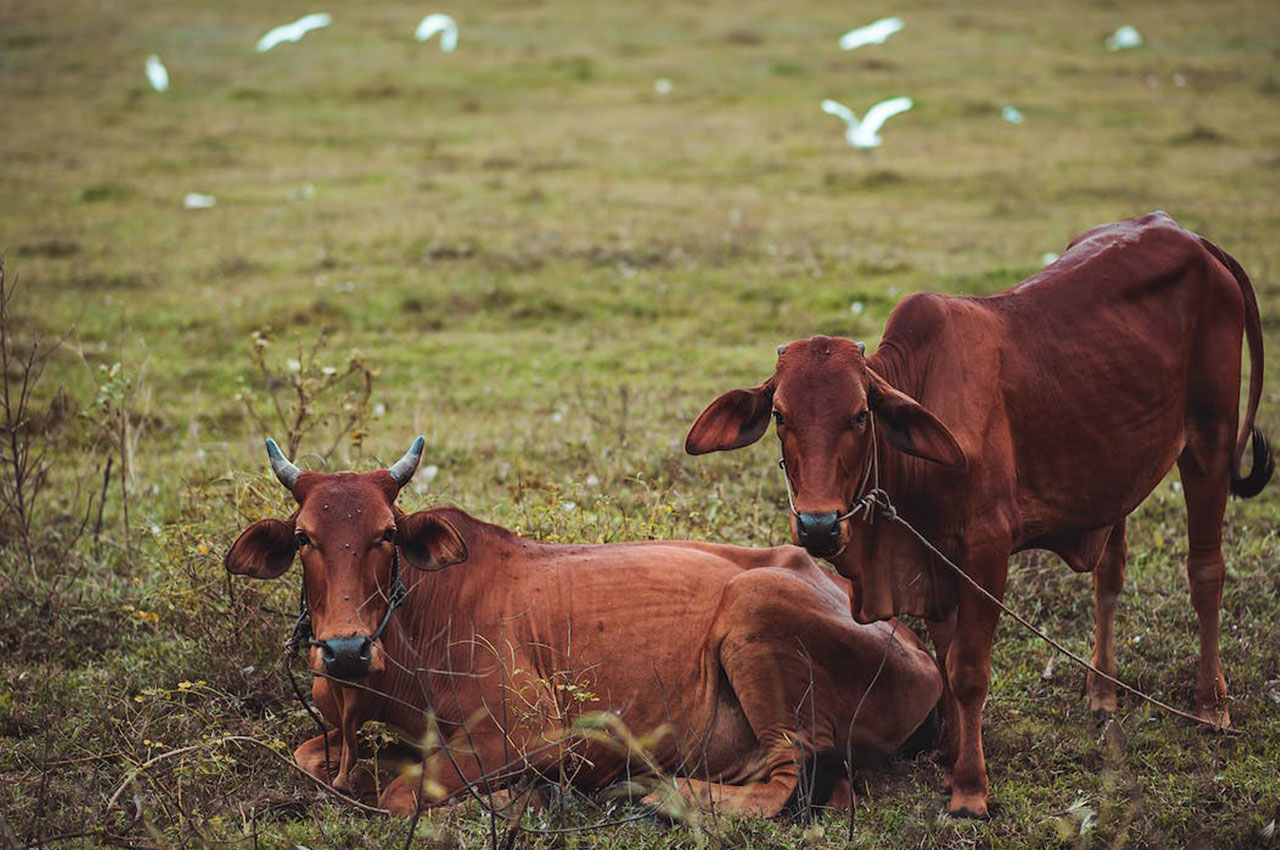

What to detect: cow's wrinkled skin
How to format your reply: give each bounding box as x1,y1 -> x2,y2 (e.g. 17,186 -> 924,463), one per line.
685,213 -> 1272,818
225,448 -> 942,817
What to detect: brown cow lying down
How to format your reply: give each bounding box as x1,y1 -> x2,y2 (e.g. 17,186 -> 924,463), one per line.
224,438 -> 943,817
685,212 -> 1272,818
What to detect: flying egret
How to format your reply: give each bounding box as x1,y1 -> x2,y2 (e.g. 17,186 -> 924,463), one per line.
821,96 -> 913,149
145,55 -> 169,93
256,13 -> 332,53
838,17 -> 903,51
415,13 -> 458,51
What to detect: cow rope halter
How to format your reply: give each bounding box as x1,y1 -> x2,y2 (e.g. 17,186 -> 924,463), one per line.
284,543 -> 409,655
776,415 -> 1236,735
778,414 -> 887,526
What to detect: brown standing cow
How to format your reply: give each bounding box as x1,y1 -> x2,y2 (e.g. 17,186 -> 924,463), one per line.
684,212 -> 1272,817
225,437 -> 942,816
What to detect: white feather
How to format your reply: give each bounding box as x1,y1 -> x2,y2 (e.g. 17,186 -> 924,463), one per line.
838,17 -> 904,51
823,96 -> 913,148
145,55 -> 169,93
1105,25 -> 1142,51
256,13 -> 333,53
415,13 -> 458,51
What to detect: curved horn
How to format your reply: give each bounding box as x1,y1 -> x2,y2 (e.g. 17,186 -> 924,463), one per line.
388,436 -> 426,487
265,438 -> 301,489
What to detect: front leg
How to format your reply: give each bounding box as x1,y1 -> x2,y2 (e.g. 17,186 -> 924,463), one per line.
379,727 -> 523,816
944,547 -> 1009,819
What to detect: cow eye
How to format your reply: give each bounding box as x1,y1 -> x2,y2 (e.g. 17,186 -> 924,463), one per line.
851,410 -> 869,429
295,531 -> 311,548
772,410 -> 785,427
381,528 -> 396,544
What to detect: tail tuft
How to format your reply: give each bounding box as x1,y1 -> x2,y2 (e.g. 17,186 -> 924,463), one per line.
1230,426 -> 1274,498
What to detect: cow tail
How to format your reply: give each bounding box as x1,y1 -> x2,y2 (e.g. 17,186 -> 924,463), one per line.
1200,237 -> 1275,498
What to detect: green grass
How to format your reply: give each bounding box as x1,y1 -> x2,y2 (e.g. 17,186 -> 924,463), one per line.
2,0 -> 1279,847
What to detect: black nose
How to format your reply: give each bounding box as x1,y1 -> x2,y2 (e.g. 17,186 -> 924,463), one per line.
319,635 -> 372,680
796,512 -> 842,556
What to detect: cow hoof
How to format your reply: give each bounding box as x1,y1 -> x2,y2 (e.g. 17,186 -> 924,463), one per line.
1196,705 -> 1231,731
946,792 -> 989,820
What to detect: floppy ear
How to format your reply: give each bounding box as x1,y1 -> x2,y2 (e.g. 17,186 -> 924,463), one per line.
867,369 -> 967,470
225,518 -> 297,579
397,511 -> 469,571
685,377 -> 777,455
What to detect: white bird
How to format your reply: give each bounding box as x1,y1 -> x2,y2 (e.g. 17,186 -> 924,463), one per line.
821,96 -> 913,149
145,54 -> 169,92
838,17 -> 904,51
1001,106 -> 1024,124
183,192 -> 217,210
414,13 -> 458,51
1105,25 -> 1142,51
256,13 -> 332,53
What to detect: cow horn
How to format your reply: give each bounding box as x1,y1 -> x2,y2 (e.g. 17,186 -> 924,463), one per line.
856,341 -> 866,355
265,438 -> 301,489
388,436 -> 426,486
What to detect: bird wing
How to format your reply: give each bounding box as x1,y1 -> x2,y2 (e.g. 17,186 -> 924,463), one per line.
820,98 -> 858,128
415,13 -> 458,50
838,17 -> 903,51
294,13 -> 333,35
257,14 -> 331,52
859,96 -> 913,136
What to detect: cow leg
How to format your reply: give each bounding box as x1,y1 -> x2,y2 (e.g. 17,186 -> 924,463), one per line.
295,729 -> 343,783
378,729 -> 521,816
926,611 -> 958,790
294,677 -> 343,782
1177,451 -> 1233,727
944,547 -> 1009,819
1087,521 -> 1128,719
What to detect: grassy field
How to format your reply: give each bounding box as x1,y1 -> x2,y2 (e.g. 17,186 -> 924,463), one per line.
2,0 -> 1279,846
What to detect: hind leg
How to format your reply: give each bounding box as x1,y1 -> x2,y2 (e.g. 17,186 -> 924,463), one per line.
1178,444 -> 1233,726
1087,521 -> 1128,719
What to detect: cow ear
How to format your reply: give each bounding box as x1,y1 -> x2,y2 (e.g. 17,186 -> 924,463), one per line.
225,518 -> 297,579
685,377 -> 777,455
867,369 -> 967,470
397,511 -> 469,571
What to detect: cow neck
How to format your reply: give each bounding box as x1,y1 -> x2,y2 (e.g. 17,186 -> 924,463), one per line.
376,513 -> 513,725
860,348 -> 944,536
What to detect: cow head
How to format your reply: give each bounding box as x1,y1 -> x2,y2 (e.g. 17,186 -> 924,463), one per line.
685,336 -> 965,559
224,437 -> 468,680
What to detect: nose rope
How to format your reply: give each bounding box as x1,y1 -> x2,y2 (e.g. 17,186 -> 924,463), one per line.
283,544 -> 408,655
778,416 -> 881,524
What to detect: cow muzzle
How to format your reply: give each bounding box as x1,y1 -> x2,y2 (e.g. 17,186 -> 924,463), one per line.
317,635 -> 373,680
795,511 -> 844,558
